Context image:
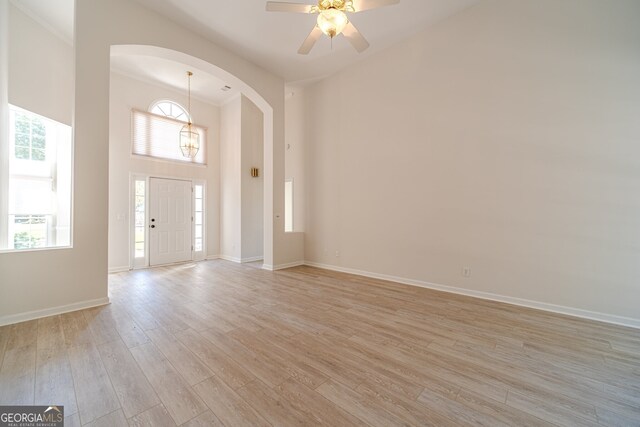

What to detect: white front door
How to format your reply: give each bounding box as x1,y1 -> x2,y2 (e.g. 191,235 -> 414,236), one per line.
149,177 -> 192,266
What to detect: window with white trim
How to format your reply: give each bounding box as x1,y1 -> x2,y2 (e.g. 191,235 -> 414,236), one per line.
134,179 -> 146,259
285,179 -> 293,232
131,101 -> 207,164
150,101 -> 190,122
3,106 -> 72,251
194,183 -> 204,254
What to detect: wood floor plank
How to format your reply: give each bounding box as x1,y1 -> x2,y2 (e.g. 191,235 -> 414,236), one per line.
97,338 -> 160,418
506,390 -> 600,427
37,316 -> 64,350
317,379 -> 409,427
199,328 -> 291,387
35,346 -> 77,415
83,306 -> 121,346
0,325 -> 9,368
229,328 -> 330,390
145,327 -> 213,386
129,342 -> 207,425
0,343 -> 36,405
174,328 -> 256,390
83,409 -> 128,427
128,404 -> 177,427
107,306 -> 150,348
66,342 -> 120,424
236,378 -> 319,427
356,380 -> 462,426
181,410 -> 224,427
5,320 -> 38,350
417,386 -> 510,427
274,378 -> 368,426
60,311 -> 93,347
64,413 -> 81,427
453,389 -> 553,427
192,375 -> 271,427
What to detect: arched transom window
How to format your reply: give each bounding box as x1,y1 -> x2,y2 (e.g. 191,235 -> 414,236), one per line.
150,100 -> 190,122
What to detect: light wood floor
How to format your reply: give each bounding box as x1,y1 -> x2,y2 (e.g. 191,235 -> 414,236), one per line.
1,261 -> 639,426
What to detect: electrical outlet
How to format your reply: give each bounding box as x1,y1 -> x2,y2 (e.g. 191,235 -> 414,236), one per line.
462,267 -> 471,277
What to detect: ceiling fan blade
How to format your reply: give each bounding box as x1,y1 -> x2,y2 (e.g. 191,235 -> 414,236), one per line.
352,0 -> 400,12
342,21 -> 370,53
298,25 -> 323,54
266,2 -> 314,13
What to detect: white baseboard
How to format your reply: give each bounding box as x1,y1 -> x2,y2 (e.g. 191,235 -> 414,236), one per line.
242,256 -> 264,263
219,255 -> 242,263
205,255 -> 221,261
304,261 -> 640,330
263,261 -> 305,271
108,266 -> 130,274
0,297 -> 110,327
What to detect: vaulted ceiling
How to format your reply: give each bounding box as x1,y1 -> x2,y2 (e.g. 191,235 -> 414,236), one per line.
13,0 -> 480,85
131,0 -> 479,83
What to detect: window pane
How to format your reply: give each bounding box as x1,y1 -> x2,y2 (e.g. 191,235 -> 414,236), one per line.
195,212 -> 202,225
195,225 -> 202,239
32,135 -> 46,149
13,215 -> 48,249
135,242 -> 145,258
135,226 -> 144,241
32,149 -> 46,161
135,195 -> 145,212
15,133 -> 30,147
15,115 -> 30,134
135,181 -> 145,196
195,199 -> 202,212
135,212 -> 145,227
195,185 -> 203,199
15,147 -> 30,159
151,101 -> 189,122
195,238 -> 202,252
32,119 -> 46,137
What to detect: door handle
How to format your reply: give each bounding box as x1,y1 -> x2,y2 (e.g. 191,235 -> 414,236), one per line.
150,224 -> 155,229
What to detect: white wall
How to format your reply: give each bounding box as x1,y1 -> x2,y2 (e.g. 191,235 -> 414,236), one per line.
108,72 -> 221,271
0,0 -> 294,325
220,96 -> 242,261
285,88 -> 306,232
0,1 -> 10,251
241,96 -> 264,261
220,95 -> 264,262
304,0 -> 640,323
8,4 -> 74,126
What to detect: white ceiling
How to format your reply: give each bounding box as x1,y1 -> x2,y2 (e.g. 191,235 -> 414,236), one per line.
10,0 -> 74,44
132,0 -> 480,83
110,53 -> 240,105
11,0 -> 481,91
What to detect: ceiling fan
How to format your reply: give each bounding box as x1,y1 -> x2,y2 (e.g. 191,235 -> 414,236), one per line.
266,0 -> 400,54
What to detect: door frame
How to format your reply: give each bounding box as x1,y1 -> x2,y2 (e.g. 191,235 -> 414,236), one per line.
129,173 -> 206,270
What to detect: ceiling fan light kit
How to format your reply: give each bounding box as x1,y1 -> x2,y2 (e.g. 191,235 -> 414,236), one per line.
266,0 -> 399,54
317,8 -> 349,38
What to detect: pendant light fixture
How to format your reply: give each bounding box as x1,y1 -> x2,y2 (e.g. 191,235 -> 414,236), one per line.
179,71 -> 200,158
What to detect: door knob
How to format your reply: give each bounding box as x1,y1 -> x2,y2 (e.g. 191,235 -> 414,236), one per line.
150,224 -> 155,228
